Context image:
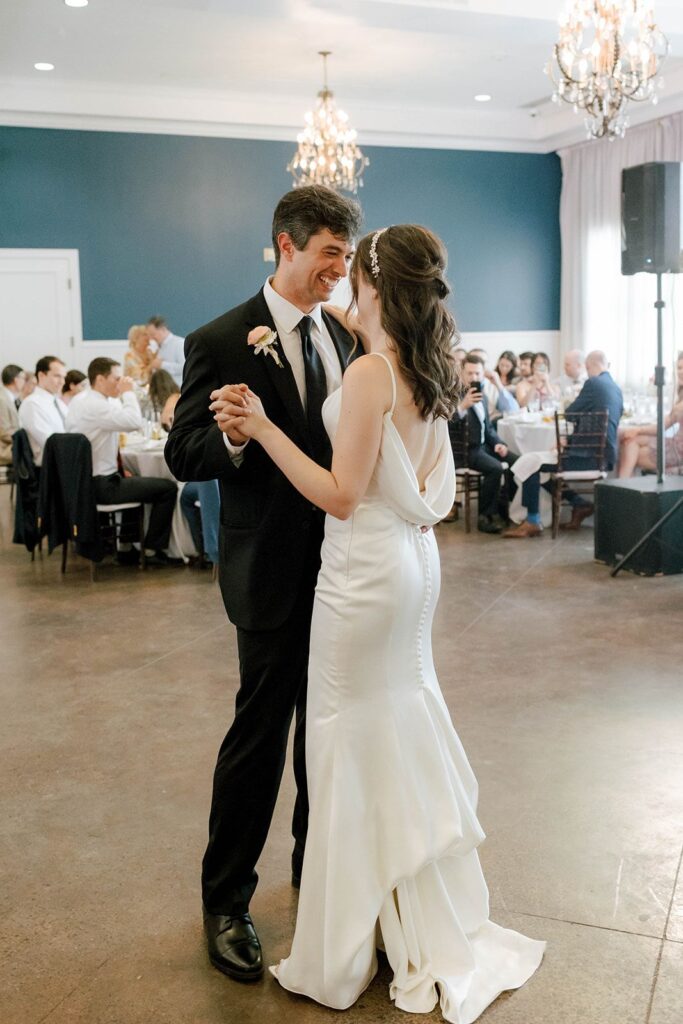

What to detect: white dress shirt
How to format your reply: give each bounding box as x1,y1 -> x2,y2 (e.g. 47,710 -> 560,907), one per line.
18,386 -> 66,466
224,278 -> 344,461
159,332 -> 186,386
66,389 -> 142,476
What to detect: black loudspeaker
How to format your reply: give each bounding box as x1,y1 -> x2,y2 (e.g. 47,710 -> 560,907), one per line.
594,477 -> 683,575
621,162 -> 683,275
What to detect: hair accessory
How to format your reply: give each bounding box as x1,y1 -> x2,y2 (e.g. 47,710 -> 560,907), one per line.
369,228 -> 386,278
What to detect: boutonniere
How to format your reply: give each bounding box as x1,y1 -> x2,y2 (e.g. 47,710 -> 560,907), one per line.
247,326 -> 283,368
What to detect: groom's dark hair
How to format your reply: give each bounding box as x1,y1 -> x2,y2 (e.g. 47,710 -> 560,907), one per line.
271,185 -> 362,266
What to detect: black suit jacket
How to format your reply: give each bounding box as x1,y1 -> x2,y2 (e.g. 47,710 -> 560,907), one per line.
165,289 -> 358,631
450,396 -> 502,466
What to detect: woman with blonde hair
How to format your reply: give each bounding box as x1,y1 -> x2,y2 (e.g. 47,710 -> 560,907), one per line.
215,224 -> 544,1021
123,324 -> 154,384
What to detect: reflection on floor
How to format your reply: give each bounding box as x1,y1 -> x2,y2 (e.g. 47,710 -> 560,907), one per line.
1,484 -> 681,1024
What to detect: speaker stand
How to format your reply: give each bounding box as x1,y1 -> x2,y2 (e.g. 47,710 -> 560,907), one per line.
612,271 -> 672,576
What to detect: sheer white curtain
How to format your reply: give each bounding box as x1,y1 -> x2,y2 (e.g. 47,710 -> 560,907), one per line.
560,112 -> 683,389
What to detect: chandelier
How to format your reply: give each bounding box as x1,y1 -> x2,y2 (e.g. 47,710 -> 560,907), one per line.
546,1 -> 669,140
288,51 -> 369,193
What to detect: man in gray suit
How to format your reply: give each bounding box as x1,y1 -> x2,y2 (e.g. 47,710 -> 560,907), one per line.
0,364 -> 25,465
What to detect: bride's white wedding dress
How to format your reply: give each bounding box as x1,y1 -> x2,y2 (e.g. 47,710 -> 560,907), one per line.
271,353 -> 545,1022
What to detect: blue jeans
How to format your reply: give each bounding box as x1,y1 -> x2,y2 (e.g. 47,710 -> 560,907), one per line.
180,480 -> 221,564
521,456 -> 594,516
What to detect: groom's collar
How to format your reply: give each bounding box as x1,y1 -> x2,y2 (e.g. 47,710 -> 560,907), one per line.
263,277 -> 323,334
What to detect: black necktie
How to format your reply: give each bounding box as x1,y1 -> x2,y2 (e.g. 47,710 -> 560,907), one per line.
297,315 -> 331,467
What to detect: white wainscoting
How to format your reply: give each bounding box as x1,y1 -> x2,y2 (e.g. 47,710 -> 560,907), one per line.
79,340 -> 128,372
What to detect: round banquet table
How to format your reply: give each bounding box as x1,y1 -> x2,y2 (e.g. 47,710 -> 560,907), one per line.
120,435 -> 197,561
496,414 -> 558,526
496,414 -> 557,456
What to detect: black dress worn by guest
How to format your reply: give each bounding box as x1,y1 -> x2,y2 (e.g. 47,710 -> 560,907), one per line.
165,288 -> 357,918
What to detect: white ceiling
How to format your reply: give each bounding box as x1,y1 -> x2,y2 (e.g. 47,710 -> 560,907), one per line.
2,0 -> 683,153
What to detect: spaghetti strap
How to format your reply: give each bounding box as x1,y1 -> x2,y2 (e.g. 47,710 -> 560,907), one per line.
369,351 -> 397,416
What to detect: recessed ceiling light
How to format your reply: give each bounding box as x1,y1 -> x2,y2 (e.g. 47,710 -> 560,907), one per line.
34,63 -> 55,71
474,94 -> 492,103
65,0 -> 89,6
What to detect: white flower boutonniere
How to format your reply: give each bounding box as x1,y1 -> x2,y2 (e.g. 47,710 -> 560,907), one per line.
247,326 -> 283,368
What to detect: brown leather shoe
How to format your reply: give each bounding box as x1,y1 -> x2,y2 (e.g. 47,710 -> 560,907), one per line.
502,520 -> 543,538
560,504 -> 594,531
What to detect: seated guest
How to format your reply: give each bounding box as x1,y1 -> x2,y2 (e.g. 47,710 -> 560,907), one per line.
18,356 -> 67,466
618,354 -> 683,476
61,370 -> 87,407
518,351 -> 534,381
451,346 -> 467,370
162,392 -> 220,565
149,368 -> 180,417
516,352 -> 561,408
558,349 -> 587,402
503,350 -> 623,538
495,350 -> 520,392
468,347 -> 519,418
449,354 -> 517,533
146,316 -> 185,387
66,357 -> 179,566
123,325 -> 155,385
1,364 -> 26,465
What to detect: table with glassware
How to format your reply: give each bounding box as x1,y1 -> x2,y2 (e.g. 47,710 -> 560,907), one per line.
119,430 -> 197,560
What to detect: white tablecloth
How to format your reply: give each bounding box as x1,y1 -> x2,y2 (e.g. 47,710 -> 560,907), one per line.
496,415 -> 557,456
497,416 -> 557,526
120,438 -> 197,560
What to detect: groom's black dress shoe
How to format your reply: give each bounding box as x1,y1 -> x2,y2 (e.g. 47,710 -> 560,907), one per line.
291,871 -> 301,890
203,908 -> 263,981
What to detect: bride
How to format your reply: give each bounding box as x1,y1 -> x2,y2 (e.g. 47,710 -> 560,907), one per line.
215,224 -> 545,1023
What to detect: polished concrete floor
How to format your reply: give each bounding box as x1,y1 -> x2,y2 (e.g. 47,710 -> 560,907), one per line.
1,483 -> 682,1024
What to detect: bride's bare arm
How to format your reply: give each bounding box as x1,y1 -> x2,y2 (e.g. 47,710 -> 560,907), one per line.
215,356 -> 391,519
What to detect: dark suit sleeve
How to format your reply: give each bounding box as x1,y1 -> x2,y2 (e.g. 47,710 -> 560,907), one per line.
165,331 -> 251,483
483,399 -> 503,448
565,379 -> 595,415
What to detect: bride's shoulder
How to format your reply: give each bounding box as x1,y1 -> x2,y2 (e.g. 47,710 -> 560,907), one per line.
342,354 -> 393,408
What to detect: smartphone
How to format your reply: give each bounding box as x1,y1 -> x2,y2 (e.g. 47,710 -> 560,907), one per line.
471,381 -> 484,394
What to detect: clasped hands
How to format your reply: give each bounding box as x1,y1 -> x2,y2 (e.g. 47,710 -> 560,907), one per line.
209,383 -> 269,445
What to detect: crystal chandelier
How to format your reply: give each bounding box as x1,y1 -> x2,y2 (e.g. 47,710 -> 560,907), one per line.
546,1 -> 669,140
288,51 -> 369,193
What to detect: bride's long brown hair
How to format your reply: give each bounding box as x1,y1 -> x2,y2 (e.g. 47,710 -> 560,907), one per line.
349,225 -> 460,420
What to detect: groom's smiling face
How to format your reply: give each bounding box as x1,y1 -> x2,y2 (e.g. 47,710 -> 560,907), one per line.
278,228 -> 355,310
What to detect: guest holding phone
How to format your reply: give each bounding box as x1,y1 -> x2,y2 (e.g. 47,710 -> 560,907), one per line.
448,353 -> 517,533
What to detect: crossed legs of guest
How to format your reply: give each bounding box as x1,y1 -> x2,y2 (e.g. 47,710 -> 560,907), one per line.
503,455 -> 595,537
93,472 -> 178,561
201,550 -> 318,981
468,448 -> 518,533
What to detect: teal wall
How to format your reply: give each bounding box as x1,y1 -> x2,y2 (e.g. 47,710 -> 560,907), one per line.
0,126 -> 561,338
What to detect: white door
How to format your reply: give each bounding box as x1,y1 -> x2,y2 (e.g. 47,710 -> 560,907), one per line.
0,249 -> 83,373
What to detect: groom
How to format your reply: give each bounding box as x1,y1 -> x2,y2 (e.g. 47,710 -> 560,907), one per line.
165,185 -> 362,981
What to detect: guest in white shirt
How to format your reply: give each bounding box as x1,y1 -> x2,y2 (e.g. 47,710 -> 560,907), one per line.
66,356 -> 179,566
1,364 -> 26,464
557,348 -> 587,402
18,356 -> 66,466
146,316 -> 185,387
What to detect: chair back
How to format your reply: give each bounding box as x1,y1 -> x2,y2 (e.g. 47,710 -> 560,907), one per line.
448,413 -> 471,469
11,428 -> 41,551
554,410 -> 609,471
40,433 -> 101,559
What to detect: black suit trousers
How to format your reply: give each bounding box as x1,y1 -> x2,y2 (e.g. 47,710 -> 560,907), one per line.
93,473 -> 177,551
201,524 -> 323,916
467,447 -> 518,518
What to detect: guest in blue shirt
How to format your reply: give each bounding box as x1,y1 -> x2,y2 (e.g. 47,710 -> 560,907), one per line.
502,351 -> 623,538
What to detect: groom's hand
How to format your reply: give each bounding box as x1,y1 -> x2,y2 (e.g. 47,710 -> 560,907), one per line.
210,384 -> 250,445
